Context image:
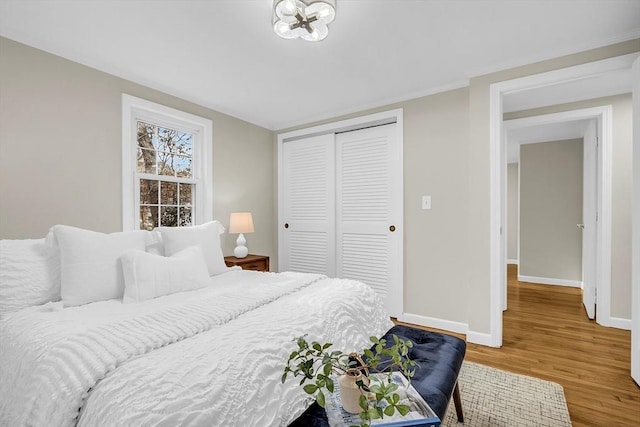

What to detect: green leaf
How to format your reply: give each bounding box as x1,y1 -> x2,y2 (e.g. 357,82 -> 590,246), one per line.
317,390 -> 326,408
303,384 -> 318,394
359,394 -> 368,410
281,372 -> 287,383
312,342 -> 322,352
323,363 -> 332,377
396,404 -> 410,416
326,377 -> 334,393
392,393 -> 400,404
384,405 -> 395,417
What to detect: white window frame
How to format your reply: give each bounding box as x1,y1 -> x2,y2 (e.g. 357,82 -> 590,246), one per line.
122,94 -> 213,231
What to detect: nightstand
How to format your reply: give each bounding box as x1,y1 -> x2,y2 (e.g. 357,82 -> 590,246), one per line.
224,254 -> 270,272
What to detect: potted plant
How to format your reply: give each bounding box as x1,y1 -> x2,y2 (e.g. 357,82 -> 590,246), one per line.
281,334 -> 419,427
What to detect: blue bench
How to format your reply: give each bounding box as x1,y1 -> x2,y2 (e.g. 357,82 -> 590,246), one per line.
289,325 -> 466,426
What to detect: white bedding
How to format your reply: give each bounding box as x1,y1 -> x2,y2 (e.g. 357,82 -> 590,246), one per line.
0,269 -> 392,427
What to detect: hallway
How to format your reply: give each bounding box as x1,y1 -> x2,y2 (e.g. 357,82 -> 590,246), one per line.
399,264 -> 639,426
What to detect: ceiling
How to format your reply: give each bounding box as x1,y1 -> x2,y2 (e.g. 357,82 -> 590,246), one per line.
1,1 -> 639,130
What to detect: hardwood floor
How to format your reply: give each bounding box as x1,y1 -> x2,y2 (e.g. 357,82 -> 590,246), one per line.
396,264 -> 640,426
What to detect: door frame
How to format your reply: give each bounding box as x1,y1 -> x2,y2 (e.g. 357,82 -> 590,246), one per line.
503,107 -> 612,322
488,53 -> 638,346
276,108 -> 404,317
631,57 -> 639,385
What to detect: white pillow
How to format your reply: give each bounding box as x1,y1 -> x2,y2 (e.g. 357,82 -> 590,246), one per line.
121,246 -> 211,303
48,225 -> 149,306
0,238 -> 60,318
158,220 -> 228,276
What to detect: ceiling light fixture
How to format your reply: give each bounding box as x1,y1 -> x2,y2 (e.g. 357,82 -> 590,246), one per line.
273,0 -> 336,42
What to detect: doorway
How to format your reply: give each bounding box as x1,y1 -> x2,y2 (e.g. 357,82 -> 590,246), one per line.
504,109 -> 609,321
488,52 -> 639,347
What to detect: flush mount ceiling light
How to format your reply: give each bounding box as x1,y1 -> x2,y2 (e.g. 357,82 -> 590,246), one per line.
273,0 -> 336,42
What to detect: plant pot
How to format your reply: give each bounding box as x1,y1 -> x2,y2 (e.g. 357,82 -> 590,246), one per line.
338,369 -> 366,414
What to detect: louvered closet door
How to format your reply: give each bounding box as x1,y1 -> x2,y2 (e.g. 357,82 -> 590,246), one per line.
336,124 -> 402,316
281,134 -> 336,275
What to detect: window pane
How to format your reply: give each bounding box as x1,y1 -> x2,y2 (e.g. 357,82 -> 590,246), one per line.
137,149 -> 157,173
140,206 -> 158,231
174,131 -> 193,157
161,181 -> 178,205
174,155 -> 192,177
160,206 -> 178,227
157,152 -> 175,176
140,179 -> 159,204
180,207 -> 192,227
179,183 -> 192,206
137,122 -> 156,149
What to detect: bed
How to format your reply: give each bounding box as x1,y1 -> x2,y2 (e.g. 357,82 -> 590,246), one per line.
0,222 -> 392,427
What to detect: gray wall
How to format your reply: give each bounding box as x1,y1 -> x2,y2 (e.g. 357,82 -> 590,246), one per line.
2,34 -> 637,335
0,37 -> 276,261
506,94 -> 633,319
519,139 -> 583,282
507,163 -> 519,262
277,88 -> 471,327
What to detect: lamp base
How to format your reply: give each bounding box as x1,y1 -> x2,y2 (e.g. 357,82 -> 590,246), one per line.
234,233 -> 249,258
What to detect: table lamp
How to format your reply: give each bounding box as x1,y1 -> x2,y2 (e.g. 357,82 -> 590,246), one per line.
229,212 -> 254,258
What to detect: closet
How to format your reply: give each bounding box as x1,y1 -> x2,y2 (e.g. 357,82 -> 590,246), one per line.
279,118 -> 403,317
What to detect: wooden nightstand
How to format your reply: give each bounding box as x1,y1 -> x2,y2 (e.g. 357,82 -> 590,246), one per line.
224,254 -> 270,272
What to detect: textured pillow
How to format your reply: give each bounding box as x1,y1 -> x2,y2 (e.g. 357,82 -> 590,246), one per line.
48,225 -> 149,306
158,220 -> 227,276
121,246 -> 211,303
0,239 -> 60,317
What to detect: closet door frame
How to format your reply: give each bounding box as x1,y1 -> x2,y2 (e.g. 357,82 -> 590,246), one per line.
277,108 -> 404,317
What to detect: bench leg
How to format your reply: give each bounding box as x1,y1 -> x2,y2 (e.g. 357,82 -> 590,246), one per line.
453,381 -> 464,423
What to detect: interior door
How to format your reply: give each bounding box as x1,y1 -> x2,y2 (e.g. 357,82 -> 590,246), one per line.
281,134 -> 336,275
335,124 -> 403,317
582,120 -> 597,319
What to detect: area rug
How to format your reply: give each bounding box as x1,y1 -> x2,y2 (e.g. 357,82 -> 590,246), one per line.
442,361 -> 571,426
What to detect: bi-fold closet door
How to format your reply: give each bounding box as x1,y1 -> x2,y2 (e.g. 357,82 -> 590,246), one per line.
280,123 -> 402,317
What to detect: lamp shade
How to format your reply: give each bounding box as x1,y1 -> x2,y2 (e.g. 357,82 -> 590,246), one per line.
229,212 -> 254,234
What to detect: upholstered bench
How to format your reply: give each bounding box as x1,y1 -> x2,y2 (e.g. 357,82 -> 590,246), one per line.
289,325 -> 466,426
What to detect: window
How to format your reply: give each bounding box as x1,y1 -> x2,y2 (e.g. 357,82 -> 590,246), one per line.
122,95 -> 213,231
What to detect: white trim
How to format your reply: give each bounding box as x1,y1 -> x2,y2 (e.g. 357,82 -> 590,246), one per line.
277,108 -> 404,318
466,331 -> 494,347
488,56 -> 635,346
398,313 -> 469,335
489,82 -> 504,348
467,31 -> 640,79
506,259 -> 518,265
517,275 -> 582,288
607,317 -> 632,331
631,56 -> 640,386
121,94 -> 213,231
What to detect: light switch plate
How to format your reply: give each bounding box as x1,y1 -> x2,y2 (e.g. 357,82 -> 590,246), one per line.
422,195 -> 432,210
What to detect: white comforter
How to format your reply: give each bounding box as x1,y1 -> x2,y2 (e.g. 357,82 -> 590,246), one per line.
0,270 -> 392,427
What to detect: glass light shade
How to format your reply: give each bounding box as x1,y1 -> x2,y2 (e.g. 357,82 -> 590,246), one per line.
273,0 -> 336,42
229,212 -> 255,234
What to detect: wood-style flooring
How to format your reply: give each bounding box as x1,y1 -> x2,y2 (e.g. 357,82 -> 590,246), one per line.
396,264 -> 640,426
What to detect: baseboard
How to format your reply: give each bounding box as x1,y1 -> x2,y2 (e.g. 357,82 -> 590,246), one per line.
397,313 -> 468,335
466,330 -> 498,347
518,275 -> 582,288
507,259 -> 518,265
600,316 -> 632,330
